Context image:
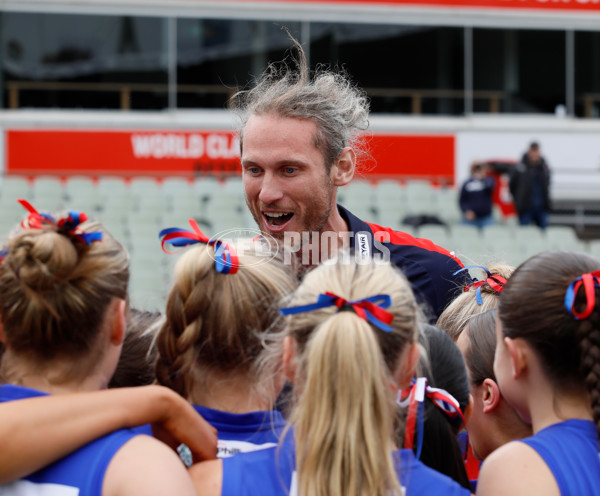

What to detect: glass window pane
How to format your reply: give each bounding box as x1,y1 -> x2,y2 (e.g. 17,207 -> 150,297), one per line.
309,23 -> 464,116
176,20 -> 301,109
2,12 -> 168,110
575,31 -> 600,118
473,28 -> 565,114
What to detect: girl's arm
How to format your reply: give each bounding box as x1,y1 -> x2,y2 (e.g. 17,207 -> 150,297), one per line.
0,385 -> 217,483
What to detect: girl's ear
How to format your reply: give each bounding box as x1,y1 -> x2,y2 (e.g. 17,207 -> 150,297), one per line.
282,336 -> 297,384
481,378 -> 502,414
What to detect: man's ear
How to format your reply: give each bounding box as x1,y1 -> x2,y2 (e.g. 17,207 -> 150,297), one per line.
109,299 -> 126,346
505,337 -> 527,380
481,378 -> 502,414
282,336 -> 297,384
331,147 -> 356,187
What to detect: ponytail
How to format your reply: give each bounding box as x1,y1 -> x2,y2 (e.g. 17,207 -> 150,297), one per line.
291,312 -> 402,496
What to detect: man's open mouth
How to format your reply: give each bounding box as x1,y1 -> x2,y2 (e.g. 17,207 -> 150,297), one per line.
264,212 -> 294,227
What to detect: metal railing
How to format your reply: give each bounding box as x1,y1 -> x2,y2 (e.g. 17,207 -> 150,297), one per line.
5,80 -> 504,113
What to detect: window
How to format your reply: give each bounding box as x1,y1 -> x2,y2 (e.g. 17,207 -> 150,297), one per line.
176,19 -> 300,109
2,12 -> 168,109
473,28 -> 566,114
575,31 -> 600,117
310,23 -> 465,115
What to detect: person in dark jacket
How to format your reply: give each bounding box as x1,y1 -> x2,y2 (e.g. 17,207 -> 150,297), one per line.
459,162 -> 495,229
509,142 -> 551,229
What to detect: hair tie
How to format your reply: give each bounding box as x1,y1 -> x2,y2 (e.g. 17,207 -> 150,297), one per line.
158,218 -> 239,275
397,377 -> 466,460
17,199 -> 102,246
57,211 -> 103,245
454,265 -> 507,305
564,270 -> 600,320
279,292 -> 394,332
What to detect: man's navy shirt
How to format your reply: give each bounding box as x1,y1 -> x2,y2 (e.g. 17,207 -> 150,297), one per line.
340,205 -> 467,321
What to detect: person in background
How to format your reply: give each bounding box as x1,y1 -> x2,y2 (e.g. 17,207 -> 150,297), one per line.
459,162 -> 495,229
509,141 -> 551,229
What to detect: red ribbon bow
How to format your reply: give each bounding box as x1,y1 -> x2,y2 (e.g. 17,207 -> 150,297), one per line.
159,218 -> 239,275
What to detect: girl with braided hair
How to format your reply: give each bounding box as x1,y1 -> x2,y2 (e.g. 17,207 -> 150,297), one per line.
0,201 -> 205,495
151,221 -> 297,458
477,250 -> 600,496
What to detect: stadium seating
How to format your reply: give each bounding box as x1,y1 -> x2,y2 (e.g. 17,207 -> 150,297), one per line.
0,174 -> 593,312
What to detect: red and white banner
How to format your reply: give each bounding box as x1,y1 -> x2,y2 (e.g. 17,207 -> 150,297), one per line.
5,130 -> 455,183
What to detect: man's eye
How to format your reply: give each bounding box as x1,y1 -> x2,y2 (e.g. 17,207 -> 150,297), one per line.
284,167 -> 296,174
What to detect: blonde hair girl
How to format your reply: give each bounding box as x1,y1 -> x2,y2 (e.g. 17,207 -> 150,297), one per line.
188,256 -> 472,496
436,263 -> 514,342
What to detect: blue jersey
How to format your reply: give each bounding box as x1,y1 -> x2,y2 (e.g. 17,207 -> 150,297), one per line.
192,405 -> 286,458
339,205 -> 467,321
129,404 -> 287,465
519,419 -> 600,495
221,435 -> 471,496
0,384 -> 140,496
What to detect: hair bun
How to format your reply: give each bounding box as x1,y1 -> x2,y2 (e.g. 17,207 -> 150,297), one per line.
9,230 -> 78,291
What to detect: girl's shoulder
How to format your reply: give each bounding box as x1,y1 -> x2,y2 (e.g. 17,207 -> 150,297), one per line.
476,440 -> 559,496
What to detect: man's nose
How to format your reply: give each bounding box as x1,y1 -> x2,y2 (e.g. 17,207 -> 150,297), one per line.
258,173 -> 284,205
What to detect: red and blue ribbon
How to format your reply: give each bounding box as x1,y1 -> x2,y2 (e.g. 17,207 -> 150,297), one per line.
398,377 -> 466,460
158,218 -> 239,275
279,292 -> 394,332
454,265 -> 506,305
564,270 -> 600,320
57,210 -> 103,245
17,199 -> 102,246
